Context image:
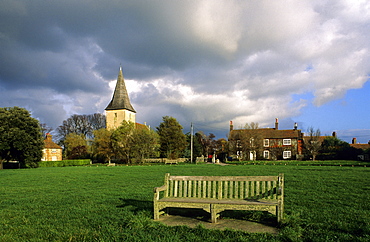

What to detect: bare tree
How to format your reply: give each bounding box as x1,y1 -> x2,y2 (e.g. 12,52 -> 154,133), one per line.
239,122 -> 262,161
40,123 -> 53,137
88,113 -> 106,131
56,113 -> 106,143
304,127 -> 322,161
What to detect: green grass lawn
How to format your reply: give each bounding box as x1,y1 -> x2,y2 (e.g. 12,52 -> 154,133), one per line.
0,164 -> 369,241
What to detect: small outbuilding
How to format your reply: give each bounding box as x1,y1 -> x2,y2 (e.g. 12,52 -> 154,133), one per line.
42,133 -> 62,161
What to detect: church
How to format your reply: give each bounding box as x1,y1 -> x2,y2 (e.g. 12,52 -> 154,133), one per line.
105,67 -> 146,130
105,66 -> 136,129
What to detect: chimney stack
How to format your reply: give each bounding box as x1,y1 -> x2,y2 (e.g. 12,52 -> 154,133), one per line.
332,132 -> 337,138
352,138 -> 357,144
294,122 -> 298,130
46,133 -> 52,141
230,121 -> 234,132
275,118 -> 279,130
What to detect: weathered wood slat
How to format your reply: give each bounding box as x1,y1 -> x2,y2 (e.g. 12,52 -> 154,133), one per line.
217,181 -> 223,199
184,181 -> 189,197
212,181 -> 216,198
188,180 -> 192,197
207,181 -> 212,197
224,180 -> 228,199
251,181 -> 255,198
197,180 -> 201,198
174,180 -> 178,197
193,180 -> 197,198
201,181 -> 205,198
168,180 -> 173,197
229,181 -> 233,198
169,176 -> 278,181
179,180 -> 183,197
240,181 -> 244,198
245,181 -> 250,198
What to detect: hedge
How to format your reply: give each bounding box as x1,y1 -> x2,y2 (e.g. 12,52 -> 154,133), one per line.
38,159 -> 91,167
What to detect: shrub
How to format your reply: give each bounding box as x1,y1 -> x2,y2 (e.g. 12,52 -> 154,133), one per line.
38,159 -> 91,167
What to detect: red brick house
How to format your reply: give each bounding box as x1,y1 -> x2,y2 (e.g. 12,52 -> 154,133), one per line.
228,119 -> 304,160
42,133 -> 63,161
350,138 -> 370,160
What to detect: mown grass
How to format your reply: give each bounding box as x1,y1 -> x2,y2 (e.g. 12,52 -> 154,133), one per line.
0,164 -> 369,241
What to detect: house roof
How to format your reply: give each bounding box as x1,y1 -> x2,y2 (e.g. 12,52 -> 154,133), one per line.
302,135 -> 327,143
350,143 -> 370,150
105,67 -> 136,113
135,123 -> 149,130
44,134 -> 62,149
229,128 -> 303,140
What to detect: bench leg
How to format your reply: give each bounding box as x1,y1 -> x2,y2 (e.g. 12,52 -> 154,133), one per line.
154,209 -> 159,220
211,204 -> 219,223
277,203 -> 283,223
154,202 -> 159,220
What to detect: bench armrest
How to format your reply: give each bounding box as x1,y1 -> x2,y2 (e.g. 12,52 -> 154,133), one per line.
154,185 -> 167,200
154,185 -> 167,193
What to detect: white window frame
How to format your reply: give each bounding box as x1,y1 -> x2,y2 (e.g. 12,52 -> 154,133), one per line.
283,151 -> 291,159
263,150 -> 269,159
283,139 -> 291,145
264,139 -> 269,147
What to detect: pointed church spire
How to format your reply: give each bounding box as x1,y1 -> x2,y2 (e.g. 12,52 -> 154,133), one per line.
105,67 -> 136,113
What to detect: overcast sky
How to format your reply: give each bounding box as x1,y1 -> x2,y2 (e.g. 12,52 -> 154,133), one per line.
1,0 -> 369,142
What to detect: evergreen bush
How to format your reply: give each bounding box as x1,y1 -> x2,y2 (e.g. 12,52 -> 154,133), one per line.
39,159 -> 91,167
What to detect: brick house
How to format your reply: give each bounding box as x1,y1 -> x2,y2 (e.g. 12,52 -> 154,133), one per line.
350,137 -> 370,161
42,133 -> 63,161
228,119 -> 304,160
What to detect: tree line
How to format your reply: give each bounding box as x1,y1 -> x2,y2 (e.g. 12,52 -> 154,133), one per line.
2,107 -> 364,168
0,107 -> 226,167
58,115 -> 226,164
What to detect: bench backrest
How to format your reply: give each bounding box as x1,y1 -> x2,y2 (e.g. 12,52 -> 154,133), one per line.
164,173 -> 284,200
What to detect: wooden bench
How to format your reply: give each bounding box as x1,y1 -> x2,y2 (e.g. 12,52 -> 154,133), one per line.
153,173 -> 284,223
164,159 -> 178,165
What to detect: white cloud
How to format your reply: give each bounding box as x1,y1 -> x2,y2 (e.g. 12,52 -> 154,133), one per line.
191,0 -> 243,54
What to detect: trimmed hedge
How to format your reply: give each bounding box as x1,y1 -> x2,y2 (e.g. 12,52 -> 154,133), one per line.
39,159 -> 91,167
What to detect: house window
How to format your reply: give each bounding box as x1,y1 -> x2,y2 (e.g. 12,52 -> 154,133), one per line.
264,139 -> 269,147
51,149 -> 57,153
263,150 -> 269,159
283,139 -> 291,145
283,151 -> 291,159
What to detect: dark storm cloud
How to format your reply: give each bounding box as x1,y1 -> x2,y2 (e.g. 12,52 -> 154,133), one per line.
0,0 -> 369,137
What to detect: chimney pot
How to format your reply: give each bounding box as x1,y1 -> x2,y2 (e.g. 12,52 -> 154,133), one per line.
275,118 -> 279,130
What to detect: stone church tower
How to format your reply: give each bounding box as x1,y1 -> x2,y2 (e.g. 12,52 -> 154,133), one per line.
105,67 -> 136,130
